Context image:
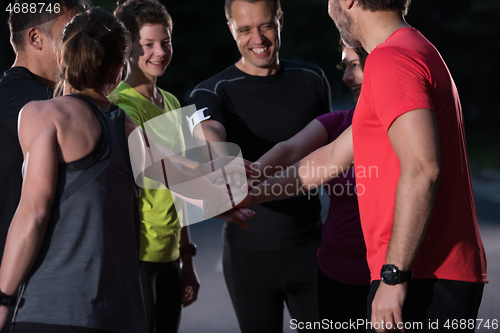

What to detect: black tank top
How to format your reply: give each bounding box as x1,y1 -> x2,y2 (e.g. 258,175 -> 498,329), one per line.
15,95 -> 147,332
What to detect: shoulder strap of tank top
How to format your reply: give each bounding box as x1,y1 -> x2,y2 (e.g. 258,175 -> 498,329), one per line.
57,94 -> 112,205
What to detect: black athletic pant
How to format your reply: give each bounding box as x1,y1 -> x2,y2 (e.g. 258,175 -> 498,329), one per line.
367,279 -> 484,332
139,260 -> 182,333
316,268 -> 370,332
223,243 -> 320,333
12,323 -> 114,333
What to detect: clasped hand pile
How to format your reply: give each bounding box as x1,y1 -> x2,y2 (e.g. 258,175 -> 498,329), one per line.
201,157 -> 259,229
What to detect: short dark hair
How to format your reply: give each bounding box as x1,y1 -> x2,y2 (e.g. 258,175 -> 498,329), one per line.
225,0 -> 283,21
8,0 -> 89,52
114,0 -> 173,43
355,0 -> 411,16
55,7 -> 131,95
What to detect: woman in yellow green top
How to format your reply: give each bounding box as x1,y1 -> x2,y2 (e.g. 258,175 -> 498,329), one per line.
110,1 -> 199,332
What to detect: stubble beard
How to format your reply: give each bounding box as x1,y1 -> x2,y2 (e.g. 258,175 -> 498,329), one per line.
330,0 -> 362,48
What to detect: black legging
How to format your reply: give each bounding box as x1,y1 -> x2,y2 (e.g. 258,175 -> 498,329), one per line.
223,243 -> 320,333
139,260 -> 182,333
316,268 -> 370,332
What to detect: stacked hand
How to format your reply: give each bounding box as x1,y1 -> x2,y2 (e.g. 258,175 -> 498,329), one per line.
201,158 -> 258,229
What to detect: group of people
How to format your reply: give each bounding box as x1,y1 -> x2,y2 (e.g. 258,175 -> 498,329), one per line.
0,0 -> 488,333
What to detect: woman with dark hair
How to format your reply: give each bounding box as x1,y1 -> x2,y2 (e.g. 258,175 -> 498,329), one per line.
0,7 -> 247,333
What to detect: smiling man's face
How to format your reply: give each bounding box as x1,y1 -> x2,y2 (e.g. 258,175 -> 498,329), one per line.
228,0 -> 282,76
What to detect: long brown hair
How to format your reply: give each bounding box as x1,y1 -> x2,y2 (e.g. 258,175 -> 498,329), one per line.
55,8 -> 131,95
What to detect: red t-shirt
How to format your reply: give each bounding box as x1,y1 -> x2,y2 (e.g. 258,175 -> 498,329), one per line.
352,27 -> 487,283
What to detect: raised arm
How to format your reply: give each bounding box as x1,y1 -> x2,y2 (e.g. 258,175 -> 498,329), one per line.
0,102 -> 60,328
255,119 -> 329,182
125,115 -> 231,202
125,116 -> 252,226
219,126 -> 353,213
371,108 -> 440,329
193,120 -> 229,160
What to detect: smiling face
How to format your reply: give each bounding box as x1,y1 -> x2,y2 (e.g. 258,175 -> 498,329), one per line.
228,0 -> 282,76
129,23 -> 172,80
340,47 -> 364,103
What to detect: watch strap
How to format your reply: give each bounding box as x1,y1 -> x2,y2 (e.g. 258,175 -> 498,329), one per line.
0,289 -> 16,308
399,269 -> 413,283
381,264 -> 412,285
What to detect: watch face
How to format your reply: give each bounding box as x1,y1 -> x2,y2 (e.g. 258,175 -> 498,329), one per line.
381,265 -> 398,285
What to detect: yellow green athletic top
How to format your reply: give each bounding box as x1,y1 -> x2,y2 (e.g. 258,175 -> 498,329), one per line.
109,81 -> 185,262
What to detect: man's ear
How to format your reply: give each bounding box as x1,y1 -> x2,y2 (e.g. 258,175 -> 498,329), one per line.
278,13 -> 284,32
346,0 -> 355,10
27,27 -> 43,51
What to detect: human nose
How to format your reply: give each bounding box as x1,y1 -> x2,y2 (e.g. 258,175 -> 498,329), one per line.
154,43 -> 166,57
251,29 -> 265,45
343,67 -> 354,84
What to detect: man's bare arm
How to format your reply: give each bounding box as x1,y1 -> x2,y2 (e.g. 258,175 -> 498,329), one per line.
371,108 -> 440,332
255,119 -> 329,182
222,126 -> 353,211
386,108 -> 440,270
125,116 -> 233,202
193,120 -> 229,161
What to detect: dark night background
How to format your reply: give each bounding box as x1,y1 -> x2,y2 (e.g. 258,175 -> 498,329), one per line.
1,0 -> 499,168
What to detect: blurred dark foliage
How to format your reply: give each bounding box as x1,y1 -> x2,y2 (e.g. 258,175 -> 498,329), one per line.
1,0 -> 499,166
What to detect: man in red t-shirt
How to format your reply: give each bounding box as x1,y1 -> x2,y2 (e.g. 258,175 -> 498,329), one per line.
327,0 -> 487,331
231,0 -> 487,332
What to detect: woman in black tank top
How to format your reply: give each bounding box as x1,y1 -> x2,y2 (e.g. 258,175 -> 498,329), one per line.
0,8 -> 251,333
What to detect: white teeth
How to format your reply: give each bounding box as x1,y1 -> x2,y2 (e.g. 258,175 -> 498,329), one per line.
150,61 -> 162,65
252,47 -> 268,54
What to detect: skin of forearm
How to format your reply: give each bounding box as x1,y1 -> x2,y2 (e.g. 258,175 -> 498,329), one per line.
386,164 -> 440,271
145,133 -> 203,172
179,226 -> 191,249
146,159 -> 228,202
193,122 -> 229,161
253,140 -> 353,204
179,221 -> 194,266
165,149 -> 202,172
255,141 -> 297,182
0,206 -> 51,295
255,120 -> 329,182
179,204 -> 191,247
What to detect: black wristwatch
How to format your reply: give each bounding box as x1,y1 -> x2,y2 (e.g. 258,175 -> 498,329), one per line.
0,290 -> 16,308
179,243 -> 197,257
380,264 -> 413,285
